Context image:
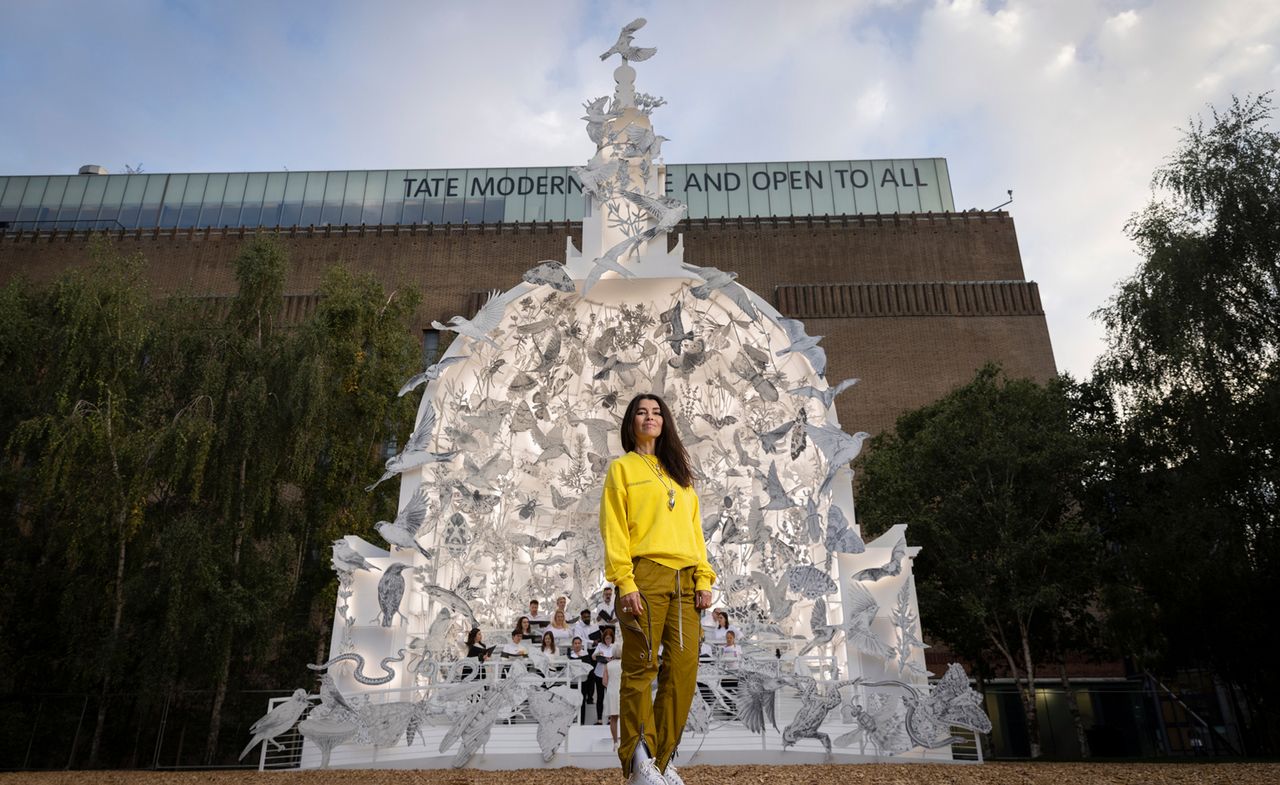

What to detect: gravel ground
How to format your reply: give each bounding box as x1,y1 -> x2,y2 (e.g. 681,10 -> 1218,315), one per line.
5,763 -> 1278,785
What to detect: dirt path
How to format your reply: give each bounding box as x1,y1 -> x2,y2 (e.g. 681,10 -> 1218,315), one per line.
5,763 -> 1277,785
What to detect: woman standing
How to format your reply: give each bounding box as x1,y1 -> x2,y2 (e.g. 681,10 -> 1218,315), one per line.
463,627 -> 491,680
603,632 -> 623,750
599,394 -> 716,785
590,626 -> 617,725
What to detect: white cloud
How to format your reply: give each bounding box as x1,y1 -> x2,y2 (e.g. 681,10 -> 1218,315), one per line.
2,0 -> 1278,379
1104,9 -> 1140,36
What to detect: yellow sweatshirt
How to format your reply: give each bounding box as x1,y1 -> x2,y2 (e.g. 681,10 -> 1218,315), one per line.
599,451 -> 717,597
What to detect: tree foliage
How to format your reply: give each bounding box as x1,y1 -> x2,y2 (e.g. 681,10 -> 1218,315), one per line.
0,237 -> 421,766
1092,93 -> 1280,753
857,365 -> 1103,758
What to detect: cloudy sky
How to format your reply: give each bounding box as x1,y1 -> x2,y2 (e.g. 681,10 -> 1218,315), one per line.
2,0 -> 1277,377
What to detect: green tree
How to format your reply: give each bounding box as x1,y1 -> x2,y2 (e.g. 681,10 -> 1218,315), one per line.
857,366 -> 1102,758
4,241 -> 216,764
0,235 -> 424,767
1092,93 -> 1280,752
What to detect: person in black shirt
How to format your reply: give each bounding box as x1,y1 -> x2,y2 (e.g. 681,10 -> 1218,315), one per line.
463,627 -> 492,680
568,636 -> 592,724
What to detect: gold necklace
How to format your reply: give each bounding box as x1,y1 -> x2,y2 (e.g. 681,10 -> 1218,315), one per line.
638,452 -> 676,510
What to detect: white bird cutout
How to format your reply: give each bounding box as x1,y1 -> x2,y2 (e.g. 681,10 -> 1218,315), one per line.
775,317 -> 827,376
375,485 -> 433,559
756,460 -> 800,510
431,288 -> 521,349
374,563 -> 413,627
599,18 -> 657,63
331,538 -> 381,575
397,355 -> 469,398
803,423 -> 871,497
790,378 -> 859,411
682,263 -> 759,320
366,401 -> 459,492
240,689 -> 310,760
571,154 -> 623,202
582,96 -> 623,146
583,190 -> 686,294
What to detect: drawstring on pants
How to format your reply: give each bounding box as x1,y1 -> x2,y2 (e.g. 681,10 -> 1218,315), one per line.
675,568 -> 683,651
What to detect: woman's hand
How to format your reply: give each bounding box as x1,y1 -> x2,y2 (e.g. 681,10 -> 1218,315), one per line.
695,590 -> 712,610
619,591 -> 644,615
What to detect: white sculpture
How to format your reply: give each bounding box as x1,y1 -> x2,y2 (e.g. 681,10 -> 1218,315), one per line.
262,16 -> 984,771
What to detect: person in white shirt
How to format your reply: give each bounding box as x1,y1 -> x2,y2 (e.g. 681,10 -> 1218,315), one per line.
719,630 -> 742,712
555,595 -> 569,617
540,630 -> 560,655
719,630 -> 743,664
528,599 -> 549,624
589,626 -> 616,725
548,610 -> 575,647
502,631 -> 529,657
594,586 -> 616,623
571,608 -> 597,649
708,609 -> 739,644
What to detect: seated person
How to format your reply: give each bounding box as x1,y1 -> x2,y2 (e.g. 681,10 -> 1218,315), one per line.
536,631 -> 561,675
720,629 -> 744,664
527,599 -> 549,625
501,630 -> 529,658
548,610 -> 575,645
514,615 -> 535,641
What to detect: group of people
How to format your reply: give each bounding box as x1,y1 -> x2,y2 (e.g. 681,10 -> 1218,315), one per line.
461,587 -> 624,738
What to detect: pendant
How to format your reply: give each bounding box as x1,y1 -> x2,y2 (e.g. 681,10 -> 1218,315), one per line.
668,489 -> 676,510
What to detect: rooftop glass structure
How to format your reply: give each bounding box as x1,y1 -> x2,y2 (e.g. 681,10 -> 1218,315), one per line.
0,158 -> 953,231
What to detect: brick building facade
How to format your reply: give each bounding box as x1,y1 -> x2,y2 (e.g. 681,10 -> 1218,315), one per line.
0,210 -> 1055,437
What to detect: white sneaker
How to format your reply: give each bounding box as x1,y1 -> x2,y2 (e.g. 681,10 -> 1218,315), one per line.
628,758 -> 666,785
663,762 -> 687,785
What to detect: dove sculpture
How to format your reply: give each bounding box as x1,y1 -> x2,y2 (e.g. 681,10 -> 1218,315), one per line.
431,288 -> 521,348
775,317 -> 827,376
600,18 -> 657,63
397,355 -> 469,398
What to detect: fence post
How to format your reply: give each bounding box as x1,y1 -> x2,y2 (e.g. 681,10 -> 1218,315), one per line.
23,699 -> 44,770
67,695 -> 90,769
152,690 -> 172,769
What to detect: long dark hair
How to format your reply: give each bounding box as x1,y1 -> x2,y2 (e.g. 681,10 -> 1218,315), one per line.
541,631 -> 556,652
467,627 -> 482,646
621,394 -> 693,487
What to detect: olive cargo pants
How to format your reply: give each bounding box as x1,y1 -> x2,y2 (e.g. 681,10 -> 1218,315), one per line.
618,558 -> 699,775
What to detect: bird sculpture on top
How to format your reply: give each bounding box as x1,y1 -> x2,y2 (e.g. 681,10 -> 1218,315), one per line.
600,18 -> 657,63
